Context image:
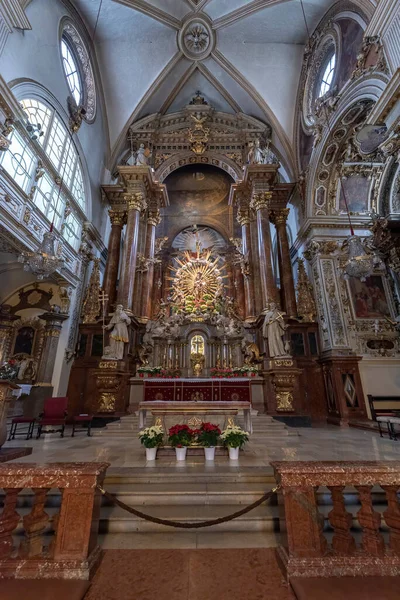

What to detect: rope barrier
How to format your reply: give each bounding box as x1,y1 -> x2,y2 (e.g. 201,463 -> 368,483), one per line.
97,484 -> 281,529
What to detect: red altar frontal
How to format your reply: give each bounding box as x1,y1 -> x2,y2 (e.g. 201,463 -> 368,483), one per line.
143,377 -> 252,403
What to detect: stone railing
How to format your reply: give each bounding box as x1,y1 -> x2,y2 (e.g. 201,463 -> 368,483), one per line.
272,461 -> 400,578
0,462 -> 109,579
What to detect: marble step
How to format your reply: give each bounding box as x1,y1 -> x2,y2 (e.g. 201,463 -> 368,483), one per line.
98,530 -> 281,549
99,503 -> 280,533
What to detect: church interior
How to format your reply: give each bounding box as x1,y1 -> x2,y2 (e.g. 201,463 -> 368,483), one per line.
0,0 -> 400,598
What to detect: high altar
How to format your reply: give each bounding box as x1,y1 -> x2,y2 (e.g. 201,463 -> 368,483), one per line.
67,102 -> 366,427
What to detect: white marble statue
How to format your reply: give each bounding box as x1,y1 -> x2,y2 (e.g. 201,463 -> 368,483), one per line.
262,302 -> 289,358
247,139 -> 275,165
135,143 -> 151,166
102,305 -> 131,360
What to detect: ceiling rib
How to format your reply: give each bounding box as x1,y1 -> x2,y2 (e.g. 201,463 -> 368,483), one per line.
213,0 -> 290,30
110,51 -> 184,167
160,62 -> 197,114
197,62 -> 242,113
211,48 -> 295,177
112,0 -> 181,29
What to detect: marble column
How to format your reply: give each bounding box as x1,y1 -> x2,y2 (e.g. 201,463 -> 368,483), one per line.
237,206 -> 256,321
118,192 -> 146,314
36,313 -> 68,384
251,192 -> 279,309
0,307 -> 18,364
140,209 -> 161,320
270,208 -> 297,317
102,210 -> 125,314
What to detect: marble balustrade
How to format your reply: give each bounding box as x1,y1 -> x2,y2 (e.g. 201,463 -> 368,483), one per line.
0,461 -> 109,579
272,460 -> 400,579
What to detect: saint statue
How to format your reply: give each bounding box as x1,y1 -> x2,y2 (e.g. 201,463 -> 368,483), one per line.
262,303 -> 289,358
247,139 -> 276,165
135,143 -> 151,166
102,305 -> 131,361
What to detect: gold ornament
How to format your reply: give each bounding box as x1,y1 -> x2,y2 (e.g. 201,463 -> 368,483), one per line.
82,258 -> 101,324
296,258 -> 317,322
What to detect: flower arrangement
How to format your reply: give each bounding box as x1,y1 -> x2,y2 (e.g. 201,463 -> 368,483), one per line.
195,422 -> 221,447
220,425 -> 249,449
138,425 -> 164,448
137,366 -> 162,377
0,359 -> 18,381
210,367 -> 235,378
160,367 -> 181,379
168,424 -> 195,447
233,366 -> 258,376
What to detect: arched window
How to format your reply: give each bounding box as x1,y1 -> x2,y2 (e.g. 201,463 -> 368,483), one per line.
60,21 -> 96,122
318,53 -> 336,98
61,36 -> 82,105
0,98 -> 85,250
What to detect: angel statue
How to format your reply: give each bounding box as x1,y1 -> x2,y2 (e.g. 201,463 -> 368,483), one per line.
102,305 -> 131,361
262,302 -> 289,358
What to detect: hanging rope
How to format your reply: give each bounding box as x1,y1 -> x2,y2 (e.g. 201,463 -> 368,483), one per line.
97,484 -> 280,529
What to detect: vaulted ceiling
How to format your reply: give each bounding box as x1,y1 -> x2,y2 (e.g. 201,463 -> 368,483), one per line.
69,0 -> 372,175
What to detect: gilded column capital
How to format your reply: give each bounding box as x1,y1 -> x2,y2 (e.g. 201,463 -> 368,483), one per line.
125,192 -> 147,212
250,191 -> 272,212
270,208 -> 290,226
237,207 -> 251,226
108,210 -> 126,227
148,209 -> 161,227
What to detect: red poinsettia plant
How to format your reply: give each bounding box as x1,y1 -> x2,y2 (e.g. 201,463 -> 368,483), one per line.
195,422 -> 221,447
168,424 -> 195,448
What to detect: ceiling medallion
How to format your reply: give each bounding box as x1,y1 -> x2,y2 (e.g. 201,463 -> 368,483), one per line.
178,16 -> 215,61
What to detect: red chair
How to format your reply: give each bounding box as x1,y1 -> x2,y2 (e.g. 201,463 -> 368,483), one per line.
36,397 -> 68,439
8,416 -> 36,440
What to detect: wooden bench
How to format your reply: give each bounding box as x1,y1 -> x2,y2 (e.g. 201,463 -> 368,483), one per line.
367,394 -> 400,439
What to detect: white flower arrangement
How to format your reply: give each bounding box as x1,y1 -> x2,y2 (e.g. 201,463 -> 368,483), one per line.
138,425 -> 164,448
220,425 -> 249,449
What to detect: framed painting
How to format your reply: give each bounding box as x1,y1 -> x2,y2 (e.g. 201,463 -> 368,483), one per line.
348,275 -> 393,319
339,175 -> 371,213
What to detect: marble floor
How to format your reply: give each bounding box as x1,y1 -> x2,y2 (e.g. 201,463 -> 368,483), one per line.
3,420 -> 399,469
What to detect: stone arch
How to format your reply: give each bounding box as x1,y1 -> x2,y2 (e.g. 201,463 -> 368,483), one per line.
155,151 -> 242,183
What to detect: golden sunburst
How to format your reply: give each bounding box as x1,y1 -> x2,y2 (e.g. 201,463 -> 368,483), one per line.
168,248 -> 227,311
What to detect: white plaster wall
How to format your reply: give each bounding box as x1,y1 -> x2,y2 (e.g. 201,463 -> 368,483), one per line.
359,358 -> 400,419
217,39 -> 304,143
0,0 -> 109,232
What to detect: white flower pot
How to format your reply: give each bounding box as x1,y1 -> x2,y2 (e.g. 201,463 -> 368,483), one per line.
204,447 -> 216,461
145,447 -> 157,461
175,447 -> 187,461
228,446 -> 239,460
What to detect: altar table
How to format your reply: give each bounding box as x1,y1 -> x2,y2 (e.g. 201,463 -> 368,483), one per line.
143,377 -> 252,403
138,401 -> 252,433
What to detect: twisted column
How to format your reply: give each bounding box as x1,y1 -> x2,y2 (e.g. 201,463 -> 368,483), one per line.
140,209 -> 161,320
118,192 -> 146,313
270,208 -> 297,317
102,210 -> 125,314
237,205 -> 256,321
250,191 -> 279,309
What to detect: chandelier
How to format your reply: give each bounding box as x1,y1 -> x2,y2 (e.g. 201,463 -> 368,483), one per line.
18,228 -> 64,280
342,235 -> 377,282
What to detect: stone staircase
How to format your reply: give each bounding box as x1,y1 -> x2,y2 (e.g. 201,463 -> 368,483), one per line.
8,467 -> 389,550
94,412 -> 297,440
